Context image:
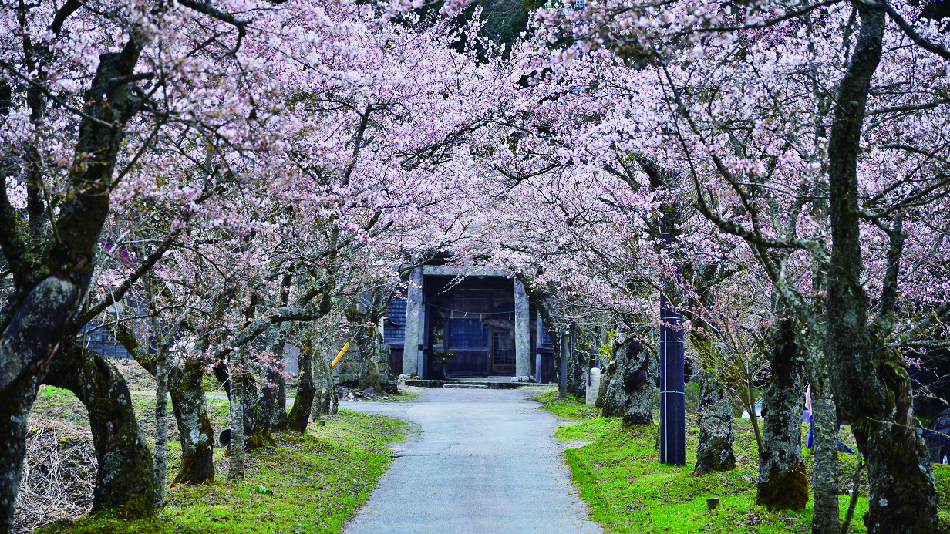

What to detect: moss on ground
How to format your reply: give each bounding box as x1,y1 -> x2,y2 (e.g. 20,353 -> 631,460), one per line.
533,389 -> 600,419
35,410 -> 407,534
555,416 -> 875,533
534,392 -> 950,533
935,464 -> 950,530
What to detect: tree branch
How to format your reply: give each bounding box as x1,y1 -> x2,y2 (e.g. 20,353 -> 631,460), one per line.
880,0 -> 950,61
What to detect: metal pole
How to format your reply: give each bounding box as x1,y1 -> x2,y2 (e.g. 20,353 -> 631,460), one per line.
659,215 -> 686,466
559,332 -> 569,399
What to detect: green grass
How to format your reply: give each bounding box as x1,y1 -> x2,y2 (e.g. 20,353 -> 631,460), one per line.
37,410 -> 407,534
33,386 -> 88,427
560,419 -> 873,533
936,464 -> 950,529
387,390 -> 420,402
533,390 -> 600,419
535,392 -> 913,534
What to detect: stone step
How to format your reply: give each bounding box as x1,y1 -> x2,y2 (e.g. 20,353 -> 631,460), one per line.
442,383 -> 489,389
404,379 -> 530,390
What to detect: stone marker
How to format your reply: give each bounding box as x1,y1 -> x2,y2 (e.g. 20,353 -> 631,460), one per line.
586,367 -> 602,405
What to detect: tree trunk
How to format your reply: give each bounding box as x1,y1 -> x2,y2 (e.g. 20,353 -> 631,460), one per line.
532,291 -> 561,360
803,337 -> 839,534
260,275 -> 291,431
599,338 -> 656,425
260,324 -> 288,430
313,349 -> 330,419
756,318 -> 808,510
824,5 -> 938,532
152,333 -> 170,508
0,277 -> 78,531
330,379 -> 339,415
567,325 -> 587,398
1,35 -> 143,530
280,343 -> 314,433
856,375 -> 937,534
0,375 -> 42,533
115,326 -> 214,485
313,345 -> 337,417
693,370 -> 736,475
215,352 -> 266,449
227,352 -> 245,481
169,361 -> 215,485
240,363 -> 270,449
358,327 -> 383,392
44,345 -> 156,517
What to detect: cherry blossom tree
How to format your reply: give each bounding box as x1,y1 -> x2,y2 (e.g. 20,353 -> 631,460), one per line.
519,0 -> 950,530
447,1 -> 950,530
0,0 -> 287,523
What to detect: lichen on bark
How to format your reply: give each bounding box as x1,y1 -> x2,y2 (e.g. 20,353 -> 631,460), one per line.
599,338 -> 656,425
44,345 -> 156,517
115,326 -> 215,485
169,361 -> 215,485
692,371 -> 736,475
755,318 -> 808,510
280,338 -> 315,433
0,277 -> 78,532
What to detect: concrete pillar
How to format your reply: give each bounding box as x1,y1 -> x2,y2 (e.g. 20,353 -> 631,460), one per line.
514,279 -> 531,378
403,266 -> 423,377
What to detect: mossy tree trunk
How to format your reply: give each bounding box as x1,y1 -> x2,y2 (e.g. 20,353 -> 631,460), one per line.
259,324 -> 288,432
116,326 -> 215,485
280,338 -> 315,433
823,6 -> 938,531
599,338 -> 656,425
214,354 -> 266,449
1,31 -> 144,528
566,325 -> 588,398
802,335 -> 839,534
357,328 -> 383,393
0,372 -> 41,533
755,318 -> 808,510
693,370 -> 736,475
260,275 -> 292,431
854,376 -> 936,534
349,288 -> 392,392
45,345 -> 157,517
527,287 -> 561,362
329,374 -> 340,415
0,278 -> 78,532
239,367 -> 270,449
169,362 -> 215,485
228,351 -> 246,481
312,344 -> 337,418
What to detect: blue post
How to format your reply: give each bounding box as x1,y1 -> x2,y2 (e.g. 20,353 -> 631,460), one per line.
559,332 -> 569,399
659,293 -> 685,465
659,217 -> 686,466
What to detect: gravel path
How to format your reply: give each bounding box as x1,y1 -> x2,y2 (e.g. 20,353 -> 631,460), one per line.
341,387 -> 603,534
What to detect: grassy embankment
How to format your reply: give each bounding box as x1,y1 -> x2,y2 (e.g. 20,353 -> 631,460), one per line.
535,389 -> 950,533
29,382 -> 408,534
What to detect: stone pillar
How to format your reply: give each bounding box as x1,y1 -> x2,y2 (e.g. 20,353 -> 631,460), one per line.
403,266 -> 423,377
514,279 -> 531,378
586,367 -> 602,405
